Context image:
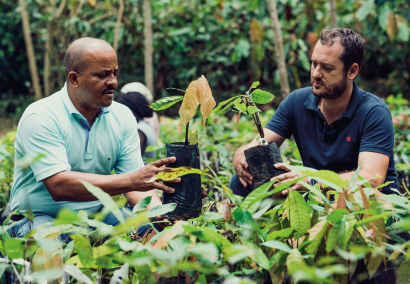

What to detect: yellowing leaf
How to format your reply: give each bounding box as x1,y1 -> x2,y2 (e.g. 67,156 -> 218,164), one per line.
250,19 -> 263,43
197,75 -> 216,133
177,81 -> 199,134
152,222 -> 183,249
147,166 -> 208,182
386,11 -> 398,41
222,199 -> 231,221
305,220 -> 329,257
188,129 -> 199,145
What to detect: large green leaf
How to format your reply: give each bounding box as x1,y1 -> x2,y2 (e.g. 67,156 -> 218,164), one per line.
132,196 -> 153,214
146,203 -> 177,218
326,222 -> 342,252
266,228 -> 294,241
233,208 -> 258,231
262,240 -> 292,253
182,225 -> 231,248
147,166 -> 207,182
299,181 -> 330,204
286,249 -> 305,275
241,180 -> 274,210
251,89 -> 274,104
71,234 -> 97,268
397,259 -> 410,284
80,180 -> 124,224
340,218 -> 356,250
5,238 -> 38,259
285,191 -> 311,239
234,98 -> 247,113
244,241 -> 270,270
150,96 -> 184,110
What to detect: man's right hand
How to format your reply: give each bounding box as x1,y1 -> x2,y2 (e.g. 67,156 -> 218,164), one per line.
130,157 -> 180,193
234,154 -> 253,188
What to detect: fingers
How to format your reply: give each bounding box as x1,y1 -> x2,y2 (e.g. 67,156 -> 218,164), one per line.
274,163 -> 290,172
272,171 -> 300,182
282,182 -> 304,195
156,216 -> 172,228
152,157 -> 177,168
237,163 -> 253,185
153,182 -> 175,193
239,177 -> 248,188
162,177 -> 181,183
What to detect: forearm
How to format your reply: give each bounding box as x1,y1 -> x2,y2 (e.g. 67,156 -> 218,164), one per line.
339,169 -> 385,189
43,170 -> 134,202
125,189 -> 162,210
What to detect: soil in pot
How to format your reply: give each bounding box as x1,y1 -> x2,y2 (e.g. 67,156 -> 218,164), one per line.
163,142 -> 202,221
244,142 -> 287,191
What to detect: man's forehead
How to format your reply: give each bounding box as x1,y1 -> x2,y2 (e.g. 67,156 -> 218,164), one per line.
311,41 -> 344,64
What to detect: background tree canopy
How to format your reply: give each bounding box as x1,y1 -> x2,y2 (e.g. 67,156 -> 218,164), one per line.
1,0 -> 410,107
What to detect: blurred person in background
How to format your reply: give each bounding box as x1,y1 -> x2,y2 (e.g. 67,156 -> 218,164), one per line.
121,82 -> 160,138
117,92 -> 158,159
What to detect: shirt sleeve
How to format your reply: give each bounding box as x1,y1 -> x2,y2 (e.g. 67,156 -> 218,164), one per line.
17,113 -> 71,182
114,112 -> 144,174
264,91 -> 294,139
359,106 -> 394,158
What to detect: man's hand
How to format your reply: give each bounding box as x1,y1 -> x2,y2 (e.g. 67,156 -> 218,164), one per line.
235,155 -> 253,188
271,163 -> 307,195
129,157 -> 181,193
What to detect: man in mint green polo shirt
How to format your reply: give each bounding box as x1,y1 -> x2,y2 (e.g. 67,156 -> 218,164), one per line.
9,37 -> 178,238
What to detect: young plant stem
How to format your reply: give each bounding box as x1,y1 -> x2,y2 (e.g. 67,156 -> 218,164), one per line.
184,122 -> 190,145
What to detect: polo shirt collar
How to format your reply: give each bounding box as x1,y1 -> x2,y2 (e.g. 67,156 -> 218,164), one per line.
61,83 -> 111,118
304,81 -> 363,119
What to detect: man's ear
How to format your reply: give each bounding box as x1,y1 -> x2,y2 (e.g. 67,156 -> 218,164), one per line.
347,63 -> 359,80
67,71 -> 80,88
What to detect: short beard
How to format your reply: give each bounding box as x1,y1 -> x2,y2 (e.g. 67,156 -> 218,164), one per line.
311,76 -> 348,100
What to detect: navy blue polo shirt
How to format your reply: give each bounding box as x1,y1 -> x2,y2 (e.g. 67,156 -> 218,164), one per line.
266,82 -> 398,194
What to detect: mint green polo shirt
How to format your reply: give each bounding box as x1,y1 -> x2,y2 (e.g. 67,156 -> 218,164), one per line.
10,84 -> 144,217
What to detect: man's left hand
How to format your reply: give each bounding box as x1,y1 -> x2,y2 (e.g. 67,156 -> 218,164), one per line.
271,163 -> 307,195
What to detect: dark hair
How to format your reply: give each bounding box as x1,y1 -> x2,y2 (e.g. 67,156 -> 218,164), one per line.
319,28 -> 366,73
117,92 -> 153,118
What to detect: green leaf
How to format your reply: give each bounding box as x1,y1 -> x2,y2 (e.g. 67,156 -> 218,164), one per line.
135,264 -> 156,284
132,196 -> 153,214
247,106 -> 260,115
285,191 -> 311,239
286,249 -> 305,275
71,234 -> 97,268
326,222 -> 342,252
150,96 -> 184,111
182,225 -> 231,248
5,238 -> 38,259
64,265 -> 94,284
202,212 -> 224,221
234,98 -> 247,113
244,241 -> 270,270
340,218 -> 356,250
54,208 -> 81,225
80,180 -> 124,224
347,161 -> 362,190
297,169 -> 344,192
250,81 -> 260,89
233,208 -> 258,231
210,96 -> 241,120
251,89 -> 274,104
262,240 -> 292,253
241,180 -> 274,210
299,181 -> 330,204
356,0 -> 374,21
397,260 -> 410,284
146,203 -> 177,218
266,227 -> 294,241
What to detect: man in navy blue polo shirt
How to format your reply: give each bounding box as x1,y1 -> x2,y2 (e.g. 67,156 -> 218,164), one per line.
232,28 -> 398,197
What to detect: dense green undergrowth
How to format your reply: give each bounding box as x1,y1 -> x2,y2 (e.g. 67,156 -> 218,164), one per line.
0,98 -> 409,283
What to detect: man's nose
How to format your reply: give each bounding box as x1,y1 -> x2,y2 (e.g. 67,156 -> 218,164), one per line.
312,66 -> 321,79
107,74 -> 118,87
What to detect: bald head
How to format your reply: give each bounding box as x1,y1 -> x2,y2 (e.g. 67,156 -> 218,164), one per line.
65,37 -> 115,77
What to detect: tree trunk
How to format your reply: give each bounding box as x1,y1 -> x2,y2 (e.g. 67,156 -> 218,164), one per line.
330,0 -> 338,28
266,0 -> 290,100
19,0 -> 42,100
144,0 -> 154,95
113,0 -> 124,53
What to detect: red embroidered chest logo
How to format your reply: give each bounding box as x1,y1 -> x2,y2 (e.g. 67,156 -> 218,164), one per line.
346,136 -> 351,142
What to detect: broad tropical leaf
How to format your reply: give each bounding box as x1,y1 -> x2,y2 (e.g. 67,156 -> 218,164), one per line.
146,203 -> 177,218
177,80 -> 199,133
188,129 -> 199,145
132,196 -> 152,213
266,228 -> 294,241
150,96 -> 184,110
241,180 -> 275,210
326,222 -> 342,252
182,224 -> 231,248
262,240 -> 292,253
64,265 -> 94,284
397,259 -> 410,284
251,89 -> 274,104
71,234 -> 97,268
286,249 -> 305,275
285,191 -> 311,239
